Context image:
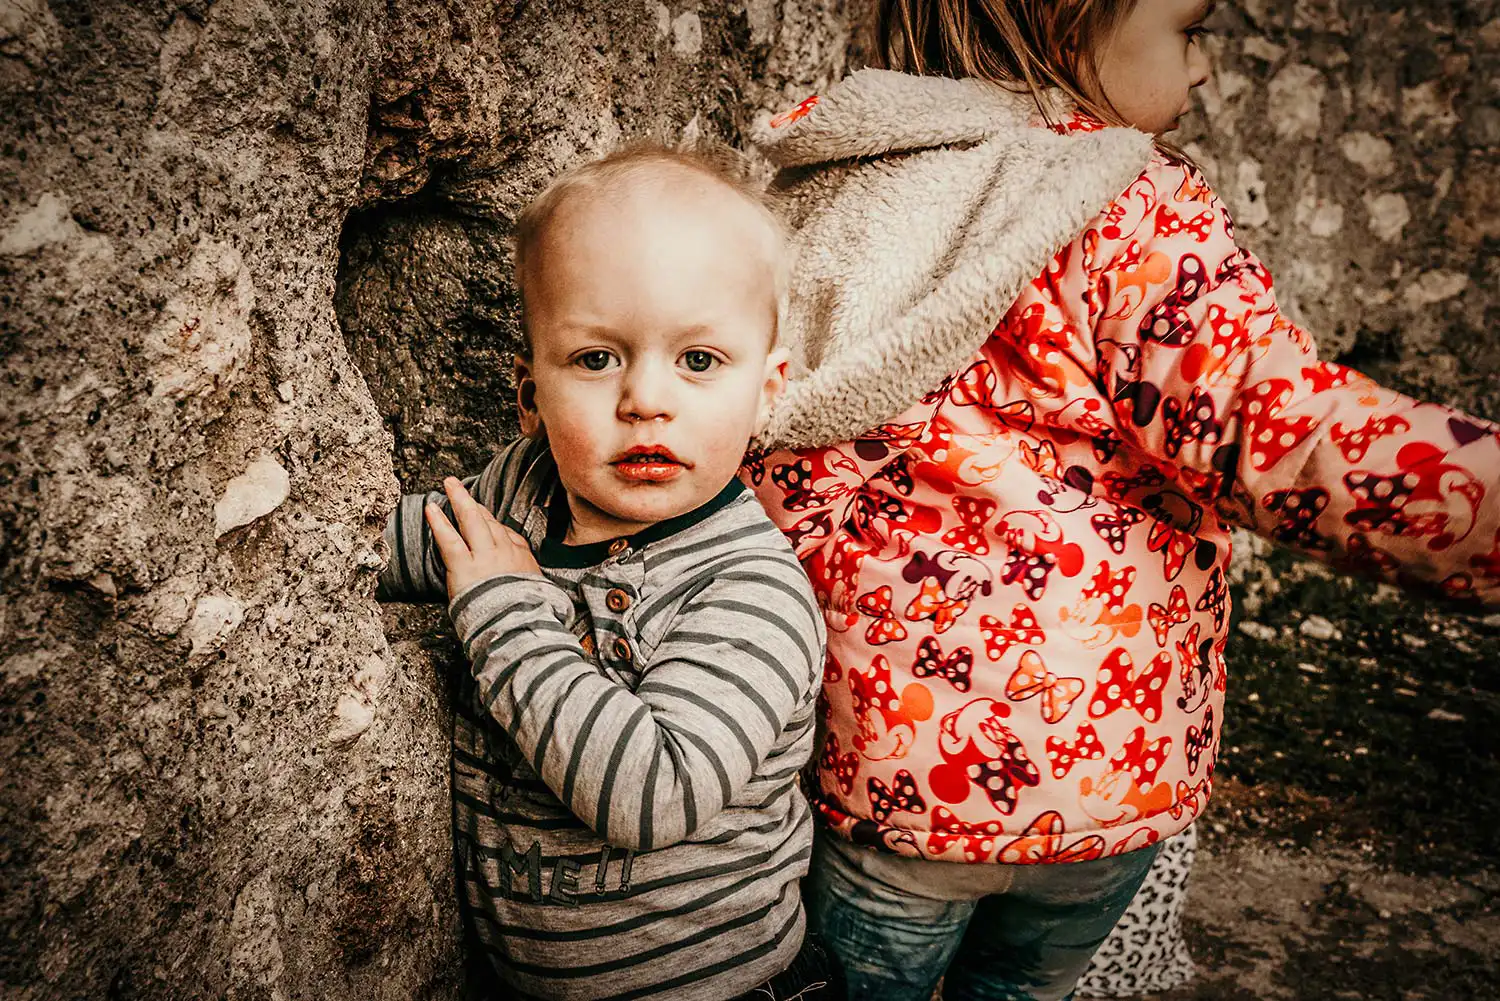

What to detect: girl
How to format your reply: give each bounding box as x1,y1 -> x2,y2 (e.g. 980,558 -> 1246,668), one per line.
743,2 -> 1500,999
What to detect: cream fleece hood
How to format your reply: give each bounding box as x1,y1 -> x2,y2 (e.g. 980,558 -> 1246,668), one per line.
751,69 -> 1155,450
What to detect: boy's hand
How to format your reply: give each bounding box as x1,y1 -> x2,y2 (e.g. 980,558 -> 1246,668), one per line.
425,477 -> 541,601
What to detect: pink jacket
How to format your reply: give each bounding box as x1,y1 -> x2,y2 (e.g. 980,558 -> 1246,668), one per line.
745,73 -> 1500,863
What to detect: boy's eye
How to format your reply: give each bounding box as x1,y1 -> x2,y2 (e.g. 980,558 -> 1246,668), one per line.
1185,24 -> 1212,41
575,350 -> 616,372
681,350 -> 719,373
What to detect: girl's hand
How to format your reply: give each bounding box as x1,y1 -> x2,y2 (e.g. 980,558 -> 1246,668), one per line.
425,477 -> 541,601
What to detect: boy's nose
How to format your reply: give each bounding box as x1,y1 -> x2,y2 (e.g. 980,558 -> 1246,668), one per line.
618,362 -> 675,423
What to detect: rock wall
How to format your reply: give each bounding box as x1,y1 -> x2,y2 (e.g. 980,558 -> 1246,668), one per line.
0,2 -> 852,999
1183,0 -> 1499,419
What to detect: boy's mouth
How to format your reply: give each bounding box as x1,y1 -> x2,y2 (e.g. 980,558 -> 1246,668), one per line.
611,445 -> 688,482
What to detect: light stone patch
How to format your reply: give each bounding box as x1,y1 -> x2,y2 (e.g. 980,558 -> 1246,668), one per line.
1339,132 -> 1394,176
1241,37 -> 1285,64
1267,64 -> 1325,139
328,693 -> 376,746
148,242 -> 254,404
214,455 -> 291,537
1364,192 -> 1411,243
1402,270 -> 1469,309
229,872 -> 286,998
744,0 -> 776,45
1216,69 -> 1252,103
0,0 -> 61,84
187,593 -> 246,657
1401,80 -> 1458,131
1291,1 -> 1348,33
0,191 -> 112,262
671,10 -> 702,56
1231,159 -> 1271,229
1295,189 -> 1344,238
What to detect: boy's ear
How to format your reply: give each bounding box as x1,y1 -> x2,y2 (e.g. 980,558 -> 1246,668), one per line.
514,355 -> 542,437
754,347 -> 789,436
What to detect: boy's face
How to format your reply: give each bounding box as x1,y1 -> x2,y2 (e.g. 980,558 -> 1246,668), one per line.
1096,0 -> 1214,135
517,176 -> 787,546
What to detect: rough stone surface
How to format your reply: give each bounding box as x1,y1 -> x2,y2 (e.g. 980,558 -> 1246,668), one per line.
339,0 -> 854,488
1,2 -> 853,999
0,0 -> 465,996
1182,1 -> 1500,416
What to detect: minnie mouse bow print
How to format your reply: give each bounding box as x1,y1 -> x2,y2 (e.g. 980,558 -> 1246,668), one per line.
1089,648 -> 1171,724
855,585 -> 908,646
926,806 -> 1006,863
820,732 -> 860,796
912,635 -> 974,692
998,810 -> 1105,865
1045,722 -> 1106,779
928,698 -> 1041,815
980,604 -> 1045,661
1005,652 -> 1084,723
942,496 -> 999,554
868,770 -> 927,822
1184,706 -> 1215,775
1147,584 -> 1190,647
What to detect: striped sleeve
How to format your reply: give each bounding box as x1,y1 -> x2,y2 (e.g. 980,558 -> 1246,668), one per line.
450,556 -> 821,852
375,440 -> 535,603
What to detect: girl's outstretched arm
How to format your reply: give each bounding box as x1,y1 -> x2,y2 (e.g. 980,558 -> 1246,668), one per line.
1092,157 -> 1500,604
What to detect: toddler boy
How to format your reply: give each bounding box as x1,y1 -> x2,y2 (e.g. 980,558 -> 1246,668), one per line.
376,146 -> 829,1000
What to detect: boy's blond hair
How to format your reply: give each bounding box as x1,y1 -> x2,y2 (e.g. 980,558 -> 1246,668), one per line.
512,142 -> 790,355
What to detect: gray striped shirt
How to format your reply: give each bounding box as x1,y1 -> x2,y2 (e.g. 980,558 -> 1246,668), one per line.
377,436 -> 823,1000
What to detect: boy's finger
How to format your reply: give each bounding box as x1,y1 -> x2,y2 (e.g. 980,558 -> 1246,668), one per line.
442,477 -> 492,549
424,502 -> 470,563
474,505 -> 514,548
485,515 -> 510,550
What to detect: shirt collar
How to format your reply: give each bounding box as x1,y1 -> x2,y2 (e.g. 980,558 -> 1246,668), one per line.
536,478 -> 747,569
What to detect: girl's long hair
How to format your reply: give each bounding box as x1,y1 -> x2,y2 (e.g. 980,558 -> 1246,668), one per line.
873,0 -> 1140,126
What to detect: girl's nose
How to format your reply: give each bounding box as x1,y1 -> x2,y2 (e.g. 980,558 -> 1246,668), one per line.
1188,42 -> 1211,90
618,361 -> 675,423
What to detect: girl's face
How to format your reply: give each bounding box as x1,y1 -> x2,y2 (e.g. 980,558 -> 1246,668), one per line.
1095,0 -> 1215,135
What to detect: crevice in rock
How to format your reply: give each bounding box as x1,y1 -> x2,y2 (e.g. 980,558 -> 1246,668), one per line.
336,198 -> 522,492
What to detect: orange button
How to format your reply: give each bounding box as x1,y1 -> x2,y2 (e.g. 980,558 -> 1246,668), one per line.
607,539 -> 629,556
605,589 -> 632,613
612,637 -> 633,663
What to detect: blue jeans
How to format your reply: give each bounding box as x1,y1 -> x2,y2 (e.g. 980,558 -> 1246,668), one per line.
807,830 -> 1162,1001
